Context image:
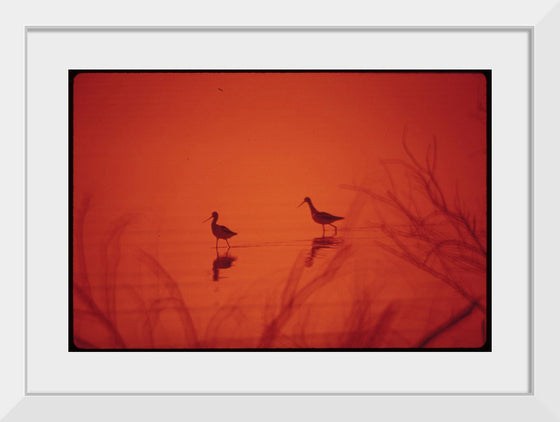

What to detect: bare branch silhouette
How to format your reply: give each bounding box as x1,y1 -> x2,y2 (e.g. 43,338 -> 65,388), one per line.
342,128 -> 487,347
416,302 -> 478,348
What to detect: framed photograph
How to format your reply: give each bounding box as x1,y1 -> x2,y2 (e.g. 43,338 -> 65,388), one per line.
69,68 -> 490,353
2,0 -> 557,419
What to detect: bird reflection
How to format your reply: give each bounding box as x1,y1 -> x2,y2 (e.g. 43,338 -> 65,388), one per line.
212,249 -> 237,281
305,236 -> 343,267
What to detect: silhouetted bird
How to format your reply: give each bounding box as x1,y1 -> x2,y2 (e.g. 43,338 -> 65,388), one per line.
298,197 -> 344,236
203,211 -> 237,248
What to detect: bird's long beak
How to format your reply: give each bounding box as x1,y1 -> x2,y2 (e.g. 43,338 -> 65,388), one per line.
297,200 -> 305,208
202,216 -> 212,223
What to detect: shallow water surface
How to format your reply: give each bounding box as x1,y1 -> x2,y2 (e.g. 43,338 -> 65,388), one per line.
73,217 -> 486,349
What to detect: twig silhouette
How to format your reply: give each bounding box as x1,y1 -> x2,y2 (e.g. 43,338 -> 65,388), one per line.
416,302 -> 478,347
342,129 -> 486,317
342,127 -> 487,350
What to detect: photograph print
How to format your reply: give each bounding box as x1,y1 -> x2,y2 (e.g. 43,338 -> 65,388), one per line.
71,70 -> 489,351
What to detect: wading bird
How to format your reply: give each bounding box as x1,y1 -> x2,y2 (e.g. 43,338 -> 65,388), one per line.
298,197 -> 344,236
203,211 -> 237,248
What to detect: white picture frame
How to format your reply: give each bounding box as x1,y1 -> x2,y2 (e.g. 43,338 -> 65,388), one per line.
3,0 -> 558,419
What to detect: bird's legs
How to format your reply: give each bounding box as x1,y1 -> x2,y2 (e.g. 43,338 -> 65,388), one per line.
226,239 -> 231,248
215,238 -> 219,249
322,225 -> 325,237
329,224 -> 338,235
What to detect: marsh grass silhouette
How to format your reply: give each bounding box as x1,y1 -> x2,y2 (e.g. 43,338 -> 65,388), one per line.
137,249 -> 199,347
258,244 -> 410,349
258,245 -> 352,348
73,196 -> 127,348
340,299 -> 397,348
73,196 -> 200,349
